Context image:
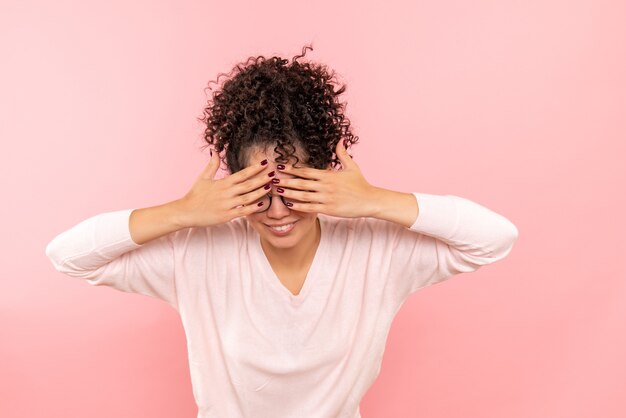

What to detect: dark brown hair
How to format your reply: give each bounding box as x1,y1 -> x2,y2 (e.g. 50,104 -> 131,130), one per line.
196,43 -> 359,174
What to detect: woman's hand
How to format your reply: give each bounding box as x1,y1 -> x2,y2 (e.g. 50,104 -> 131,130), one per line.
273,140 -> 381,219
176,151 -> 273,228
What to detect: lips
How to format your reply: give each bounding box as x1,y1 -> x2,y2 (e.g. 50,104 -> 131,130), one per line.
265,221 -> 297,235
265,221 -> 298,227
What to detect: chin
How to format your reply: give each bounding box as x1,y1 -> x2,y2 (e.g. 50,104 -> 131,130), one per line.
265,236 -> 299,248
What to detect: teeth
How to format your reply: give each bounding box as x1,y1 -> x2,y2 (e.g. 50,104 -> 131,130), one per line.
271,223 -> 294,231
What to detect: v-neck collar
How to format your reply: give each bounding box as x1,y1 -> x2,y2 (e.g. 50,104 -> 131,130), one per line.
252,216 -> 328,304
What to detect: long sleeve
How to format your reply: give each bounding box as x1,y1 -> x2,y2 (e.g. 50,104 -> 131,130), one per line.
384,192 -> 519,298
45,208 -> 178,311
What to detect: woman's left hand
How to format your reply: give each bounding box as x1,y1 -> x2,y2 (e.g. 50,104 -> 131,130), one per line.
272,140 -> 381,218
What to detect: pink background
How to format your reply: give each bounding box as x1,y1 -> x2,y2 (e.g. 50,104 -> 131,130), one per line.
2,0 -> 625,416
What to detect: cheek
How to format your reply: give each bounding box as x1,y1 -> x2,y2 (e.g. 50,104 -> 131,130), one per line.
246,214 -> 265,227
299,214 -> 318,226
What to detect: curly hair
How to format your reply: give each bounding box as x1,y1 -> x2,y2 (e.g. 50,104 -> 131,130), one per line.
196,44 -> 359,174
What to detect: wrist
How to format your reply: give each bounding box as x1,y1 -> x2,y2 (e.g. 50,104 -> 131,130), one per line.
369,187 -> 418,228
167,198 -> 192,229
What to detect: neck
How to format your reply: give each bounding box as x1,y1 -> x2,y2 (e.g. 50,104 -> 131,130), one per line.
261,217 -> 321,271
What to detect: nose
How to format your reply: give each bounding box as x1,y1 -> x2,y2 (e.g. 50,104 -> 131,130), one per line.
266,190 -> 291,216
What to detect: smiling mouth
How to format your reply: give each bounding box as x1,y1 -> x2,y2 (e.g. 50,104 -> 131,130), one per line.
265,221 -> 298,234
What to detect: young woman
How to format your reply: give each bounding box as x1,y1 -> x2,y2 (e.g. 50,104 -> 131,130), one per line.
45,45 -> 518,418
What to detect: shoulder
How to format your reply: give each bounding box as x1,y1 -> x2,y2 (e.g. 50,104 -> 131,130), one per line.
168,217 -> 249,248
319,214 -> 403,240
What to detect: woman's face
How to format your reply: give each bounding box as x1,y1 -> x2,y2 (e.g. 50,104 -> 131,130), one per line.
244,147 -> 319,250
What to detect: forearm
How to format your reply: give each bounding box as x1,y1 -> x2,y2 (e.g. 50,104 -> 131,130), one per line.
369,187 -> 419,228
129,200 -> 187,245
370,189 -> 519,262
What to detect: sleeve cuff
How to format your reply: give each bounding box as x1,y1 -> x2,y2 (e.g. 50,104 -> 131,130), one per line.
407,192 -> 460,240
93,208 -> 144,251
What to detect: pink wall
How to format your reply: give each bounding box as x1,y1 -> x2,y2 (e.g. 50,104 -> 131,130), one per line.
2,0 -> 624,416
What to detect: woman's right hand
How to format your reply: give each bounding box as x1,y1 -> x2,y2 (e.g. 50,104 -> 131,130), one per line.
175,151 -> 272,228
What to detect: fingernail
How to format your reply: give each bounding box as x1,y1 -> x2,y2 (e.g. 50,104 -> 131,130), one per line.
257,201 -> 264,207
286,202 -> 293,207
261,159 -> 268,166
277,187 -> 284,193
264,183 -> 271,190
268,171 -> 275,177
277,164 -> 285,170
271,178 -> 280,184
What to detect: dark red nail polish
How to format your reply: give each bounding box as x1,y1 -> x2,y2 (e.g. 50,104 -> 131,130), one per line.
257,201 -> 264,206
277,164 -> 285,170
271,178 -> 280,184
261,159 -> 268,166
286,202 -> 293,207
277,187 -> 284,193
268,171 -> 275,177
264,183 -> 271,190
